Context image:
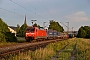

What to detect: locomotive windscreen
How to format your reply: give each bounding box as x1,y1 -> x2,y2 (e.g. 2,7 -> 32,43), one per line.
26,27 -> 35,32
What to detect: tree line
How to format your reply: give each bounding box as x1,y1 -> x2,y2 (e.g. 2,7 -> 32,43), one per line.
77,26 -> 90,38
0,18 -> 64,42
16,20 -> 90,39
16,20 -> 64,37
1,17 -> 90,42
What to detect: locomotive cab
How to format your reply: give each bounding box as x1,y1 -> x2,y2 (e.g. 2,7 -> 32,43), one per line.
25,27 -> 47,42
25,27 -> 36,42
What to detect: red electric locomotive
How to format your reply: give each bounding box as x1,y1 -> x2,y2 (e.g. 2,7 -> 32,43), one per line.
25,27 -> 47,42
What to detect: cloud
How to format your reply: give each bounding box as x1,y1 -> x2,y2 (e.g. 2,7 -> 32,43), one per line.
66,11 -> 89,22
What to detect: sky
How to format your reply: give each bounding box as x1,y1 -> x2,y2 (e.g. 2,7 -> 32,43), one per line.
0,0 -> 90,31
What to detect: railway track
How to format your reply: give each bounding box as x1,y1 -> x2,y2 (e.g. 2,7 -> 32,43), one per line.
0,39 -> 65,59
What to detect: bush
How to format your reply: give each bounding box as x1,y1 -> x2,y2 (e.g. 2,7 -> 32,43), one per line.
5,32 -> 17,42
0,18 -> 17,42
0,32 -> 6,42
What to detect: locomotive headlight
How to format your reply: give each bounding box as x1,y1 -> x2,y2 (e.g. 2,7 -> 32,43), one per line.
26,33 -> 29,37
26,33 -> 29,34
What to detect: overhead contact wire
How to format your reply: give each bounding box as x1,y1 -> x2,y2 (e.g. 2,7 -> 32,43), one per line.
9,0 -> 48,20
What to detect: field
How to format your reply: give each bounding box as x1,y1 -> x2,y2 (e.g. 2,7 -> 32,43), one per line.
1,38 -> 90,60
76,38 -> 90,60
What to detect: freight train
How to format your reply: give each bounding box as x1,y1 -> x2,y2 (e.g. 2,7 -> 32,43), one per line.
25,26 -> 69,42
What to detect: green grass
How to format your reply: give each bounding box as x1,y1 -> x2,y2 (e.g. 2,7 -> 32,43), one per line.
76,38 -> 90,60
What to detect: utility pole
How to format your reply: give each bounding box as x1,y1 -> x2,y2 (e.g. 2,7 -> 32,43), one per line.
31,20 -> 37,26
60,22 -> 69,32
43,22 -> 46,29
72,27 -> 74,37
66,22 -> 69,32
72,27 -> 73,32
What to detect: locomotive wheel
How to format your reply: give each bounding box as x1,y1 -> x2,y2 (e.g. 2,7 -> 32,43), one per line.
26,39 -> 29,42
26,37 -> 30,42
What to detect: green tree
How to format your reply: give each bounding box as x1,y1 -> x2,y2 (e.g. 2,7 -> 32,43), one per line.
0,18 -> 10,33
33,23 -> 40,29
0,18 -> 17,42
18,23 -> 28,37
0,32 -> 6,42
5,32 -> 17,42
37,25 -> 40,29
48,20 -> 64,32
77,26 -> 86,38
83,26 -> 90,38
16,24 -> 20,36
0,18 -> 10,42
33,23 -> 38,27
56,22 -> 64,32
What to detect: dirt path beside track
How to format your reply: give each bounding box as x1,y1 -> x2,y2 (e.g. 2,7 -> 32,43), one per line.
50,41 -> 77,60
70,42 -> 77,60
50,44 -> 69,60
